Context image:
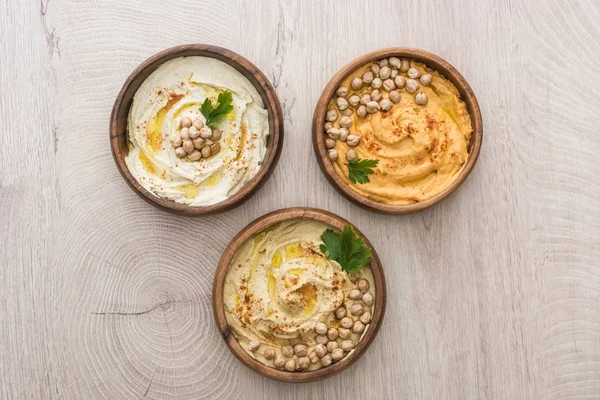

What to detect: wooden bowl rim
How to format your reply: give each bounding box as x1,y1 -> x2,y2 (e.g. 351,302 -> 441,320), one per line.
312,47 -> 483,214
212,207 -> 387,383
110,44 -> 284,216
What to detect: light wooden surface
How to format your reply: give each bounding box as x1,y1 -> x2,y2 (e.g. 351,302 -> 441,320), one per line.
1,0 -> 599,399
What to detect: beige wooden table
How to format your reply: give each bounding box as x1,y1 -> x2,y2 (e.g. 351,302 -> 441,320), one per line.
1,0 -> 599,399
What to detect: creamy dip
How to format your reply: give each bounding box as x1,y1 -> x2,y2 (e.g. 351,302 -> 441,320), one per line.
125,56 -> 269,206
224,219 -> 376,371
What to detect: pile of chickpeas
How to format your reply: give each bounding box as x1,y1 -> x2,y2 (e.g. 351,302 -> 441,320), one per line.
325,56 -> 433,162
171,116 -> 222,161
247,275 -> 374,372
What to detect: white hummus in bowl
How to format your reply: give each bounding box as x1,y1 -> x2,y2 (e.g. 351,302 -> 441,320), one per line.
125,56 -> 269,206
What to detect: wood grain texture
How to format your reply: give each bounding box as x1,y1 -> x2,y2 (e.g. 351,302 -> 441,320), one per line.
1,0 -> 598,399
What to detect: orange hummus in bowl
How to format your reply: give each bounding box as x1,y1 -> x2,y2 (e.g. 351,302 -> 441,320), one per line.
313,49 -> 482,213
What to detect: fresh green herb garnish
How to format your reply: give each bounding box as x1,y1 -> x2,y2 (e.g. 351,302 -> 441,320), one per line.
320,225 -> 372,274
199,90 -> 234,127
346,158 -> 379,184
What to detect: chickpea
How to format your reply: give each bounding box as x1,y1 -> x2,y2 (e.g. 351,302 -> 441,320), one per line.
382,79 -> 395,92
338,328 -> 351,339
336,97 -> 349,111
316,335 -> 329,345
400,58 -> 410,72
394,75 -> 406,89
346,134 -> 360,147
335,307 -> 347,319
351,303 -> 364,316
371,77 -> 382,89
192,137 -> 205,149
175,147 -> 187,158
341,317 -> 354,329
308,351 -> 320,364
180,116 -> 192,128
188,150 -> 202,161
348,95 -> 360,107
408,67 -> 421,79
341,108 -> 353,116
210,142 -> 220,155
325,139 -> 336,149
180,127 -> 190,140
188,126 -> 199,139
350,77 -> 363,90
360,93 -> 371,105
199,126 -> 212,139
201,146 -> 212,158
331,348 -> 344,361
391,69 -> 398,78
336,86 -> 348,97
370,63 -> 380,75
192,119 -> 204,130
327,341 -> 339,353
366,101 -> 380,114
298,357 -> 310,370
315,322 -> 328,335
380,99 -> 393,111
362,292 -> 374,306
284,359 -> 296,372
315,343 -> 327,357
358,279 -> 370,292
274,356 -> 286,368
264,348 -> 276,360
415,92 -> 428,106
352,320 -> 365,334
327,328 -> 339,341
356,105 -> 367,118
349,289 -> 362,300
346,149 -> 357,161
171,134 -> 182,148
341,340 -> 354,352
339,116 -> 352,128
282,345 -> 294,358
182,140 -> 194,154
328,149 -> 338,162
348,273 -> 360,282
370,89 -> 382,102
405,79 -> 419,93
249,340 -> 261,351
321,354 -> 332,367
294,344 -> 307,357
362,70 -> 374,84
360,311 -> 372,324
211,128 -> 222,141
378,58 -> 389,67
339,128 -> 349,142
379,66 -> 391,80
326,109 -> 338,122
389,56 -> 401,69
324,122 -> 333,132
327,128 -> 340,139
420,73 -> 433,86
389,90 -> 401,104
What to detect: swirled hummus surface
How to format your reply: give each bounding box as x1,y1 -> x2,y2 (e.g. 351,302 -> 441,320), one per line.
224,219 -> 375,371
125,56 -> 268,206
329,60 -> 472,205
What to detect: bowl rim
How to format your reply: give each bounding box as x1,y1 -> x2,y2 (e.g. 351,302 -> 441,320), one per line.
211,207 -> 387,383
110,44 -> 284,216
312,47 -> 483,214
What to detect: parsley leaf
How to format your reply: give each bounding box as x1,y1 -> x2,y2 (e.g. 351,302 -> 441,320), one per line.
320,225 -> 372,275
199,90 -> 234,127
346,158 -> 379,184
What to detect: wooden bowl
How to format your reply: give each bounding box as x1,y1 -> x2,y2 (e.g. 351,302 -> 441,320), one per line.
110,44 -> 283,215
312,48 -> 483,214
212,207 -> 387,382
